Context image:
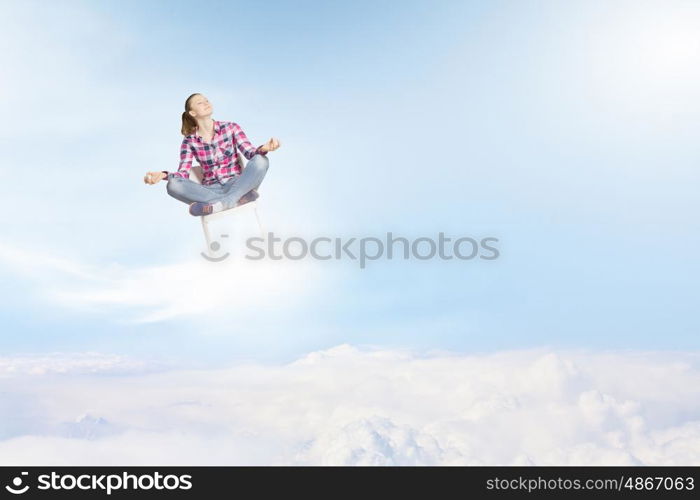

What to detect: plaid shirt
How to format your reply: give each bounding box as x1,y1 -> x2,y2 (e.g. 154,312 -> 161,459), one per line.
166,120 -> 267,186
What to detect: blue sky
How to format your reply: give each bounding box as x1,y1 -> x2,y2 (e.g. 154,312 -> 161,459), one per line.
0,0 -> 698,367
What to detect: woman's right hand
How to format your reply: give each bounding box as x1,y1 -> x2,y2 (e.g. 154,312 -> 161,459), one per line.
144,171 -> 167,185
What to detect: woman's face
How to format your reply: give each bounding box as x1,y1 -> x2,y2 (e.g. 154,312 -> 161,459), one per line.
188,94 -> 213,118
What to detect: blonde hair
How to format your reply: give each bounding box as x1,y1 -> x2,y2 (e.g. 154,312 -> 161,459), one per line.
181,93 -> 200,136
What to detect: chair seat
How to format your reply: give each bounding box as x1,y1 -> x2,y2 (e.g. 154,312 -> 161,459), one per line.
188,161 -> 264,256
200,200 -> 265,258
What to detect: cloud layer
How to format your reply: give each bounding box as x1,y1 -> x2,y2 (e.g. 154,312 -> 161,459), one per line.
0,240 -> 325,324
0,345 -> 698,465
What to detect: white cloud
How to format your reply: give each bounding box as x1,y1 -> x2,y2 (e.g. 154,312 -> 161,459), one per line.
0,345 -> 698,465
0,240 -> 326,323
0,352 -> 167,377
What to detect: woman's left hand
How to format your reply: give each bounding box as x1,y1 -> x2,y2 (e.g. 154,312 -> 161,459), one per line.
259,137 -> 281,153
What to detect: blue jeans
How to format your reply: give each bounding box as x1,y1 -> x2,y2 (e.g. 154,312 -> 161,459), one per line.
166,154 -> 269,210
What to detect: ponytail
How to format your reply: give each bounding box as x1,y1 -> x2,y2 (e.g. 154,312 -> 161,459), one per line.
181,93 -> 200,136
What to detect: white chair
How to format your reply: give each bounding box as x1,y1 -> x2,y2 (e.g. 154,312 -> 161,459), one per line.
190,156 -> 265,256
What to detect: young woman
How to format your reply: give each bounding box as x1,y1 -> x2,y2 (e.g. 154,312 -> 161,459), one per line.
144,93 -> 280,216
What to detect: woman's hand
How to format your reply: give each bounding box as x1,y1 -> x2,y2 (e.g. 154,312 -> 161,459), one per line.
259,137 -> 281,153
143,171 -> 167,185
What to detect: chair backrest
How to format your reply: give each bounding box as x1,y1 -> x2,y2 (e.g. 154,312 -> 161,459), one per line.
190,153 -> 246,185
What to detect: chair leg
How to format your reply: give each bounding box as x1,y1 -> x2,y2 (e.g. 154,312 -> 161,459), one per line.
253,202 -> 265,238
201,216 -> 213,256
